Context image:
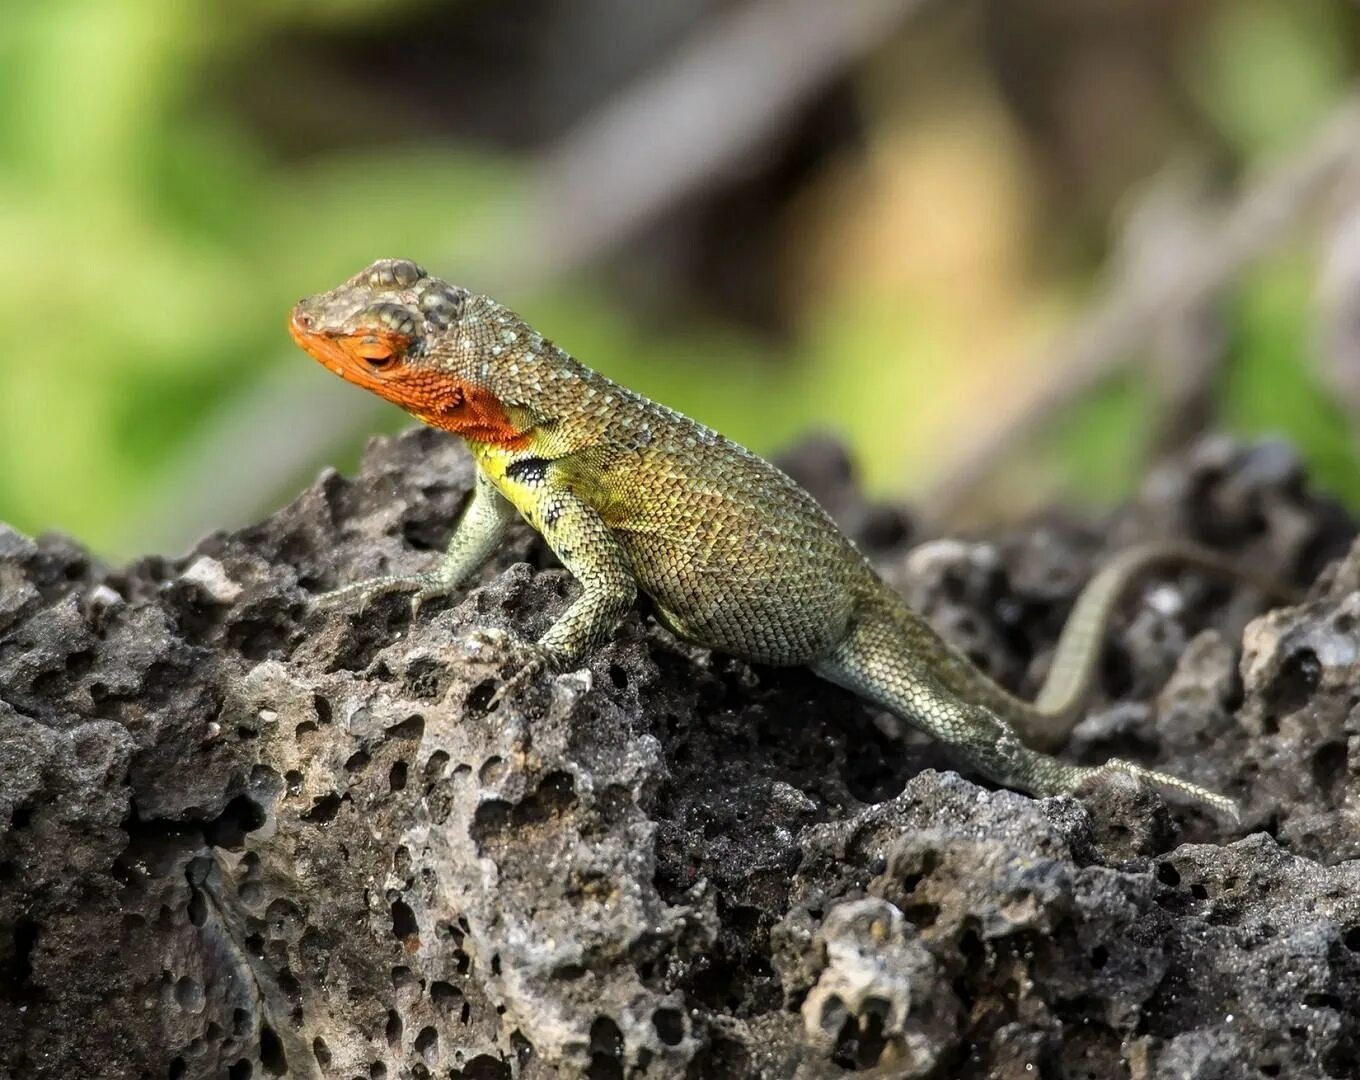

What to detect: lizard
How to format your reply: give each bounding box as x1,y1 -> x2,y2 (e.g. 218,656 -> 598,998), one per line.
289,258 -> 1287,822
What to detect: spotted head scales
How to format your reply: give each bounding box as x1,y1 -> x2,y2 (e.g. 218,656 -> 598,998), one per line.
290,258 -> 541,447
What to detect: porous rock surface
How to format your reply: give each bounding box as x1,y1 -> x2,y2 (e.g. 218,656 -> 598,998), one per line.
1,430 -> 1358,1079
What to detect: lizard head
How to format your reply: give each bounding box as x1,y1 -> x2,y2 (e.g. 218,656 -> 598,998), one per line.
289,258 -> 531,447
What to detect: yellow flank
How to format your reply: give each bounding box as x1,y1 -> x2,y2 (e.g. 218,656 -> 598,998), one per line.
466,442 -> 540,521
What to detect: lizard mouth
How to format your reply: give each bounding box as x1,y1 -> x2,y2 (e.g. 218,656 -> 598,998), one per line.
288,307 -> 344,377
288,306 -> 398,387
287,302 -> 530,450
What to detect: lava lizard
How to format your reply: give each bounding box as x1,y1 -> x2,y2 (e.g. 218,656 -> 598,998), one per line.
290,258 -> 1286,821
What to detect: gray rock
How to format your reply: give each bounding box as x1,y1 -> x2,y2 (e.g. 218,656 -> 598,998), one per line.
1,430 -> 1356,1078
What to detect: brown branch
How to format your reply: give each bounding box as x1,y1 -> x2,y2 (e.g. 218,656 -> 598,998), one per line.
920,97 -> 1360,524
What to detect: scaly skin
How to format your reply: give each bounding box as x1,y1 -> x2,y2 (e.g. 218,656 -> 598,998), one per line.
290,258 -> 1283,820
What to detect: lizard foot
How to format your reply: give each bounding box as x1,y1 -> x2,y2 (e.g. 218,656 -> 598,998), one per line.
1070,758 -> 1240,825
460,627 -> 564,708
314,572 -> 459,620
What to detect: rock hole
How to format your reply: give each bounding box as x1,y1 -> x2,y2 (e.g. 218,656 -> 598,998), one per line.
369,661 -> 395,683
344,750 -> 371,773
204,795 -> 266,849
284,770 -> 303,794
1156,862 -> 1181,887
461,1055 -> 510,1079
415,1025 -> 438,1063
520,771 -> 578,825
589,1016 -> 624,1061
425,750 -> 450,779
958,926 -> 984,973
1311,742 -> 1348,795
168,1057 -> 187,1079
470,799 -> 514,843
818,993 -> 848,1036
173,975 -> 205,1013
1190,883 -> 1209,900
259,1024 -> 287,1076
277,969 -> 302,1005
312,694 -> 332,724
227,1061 -> 252,1080
431,981 -> 461,1013
511,1030 -> 535,1065
856,1005 -> 889,1068
460,1002 -> 472,1025
301,792 -> 344,825
266,898 -> 301,937
312,1037 -> 330,1066
1343,927 -> 1360,952
1265,648 -> 1321,719
404,656 -> 453,701
389,761 -> 408,792
587,1058 -> 624,1080
479,756 -> 506,785
187,890 -> 207,928
369,1063 -> 386,1079
902,903 -> 939,929
465,679 -> 498,714
1090,945 -> 1109,970
294,720 -> 317,739
387,714 -> 425,740
391,899 -> 418,945
608,664 -> 628,690
386,1008 -> 403,1047
652,1007 -> 684,1046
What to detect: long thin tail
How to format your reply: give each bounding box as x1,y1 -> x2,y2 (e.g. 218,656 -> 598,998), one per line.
976,540 -> 1297,751
814,592 -> 1244,821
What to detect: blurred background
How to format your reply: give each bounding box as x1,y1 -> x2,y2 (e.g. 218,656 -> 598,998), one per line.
4,0 -> 1360,559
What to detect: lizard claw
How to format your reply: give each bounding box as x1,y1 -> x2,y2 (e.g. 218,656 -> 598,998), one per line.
408,584 -> 444,621
459,628 -> 562,708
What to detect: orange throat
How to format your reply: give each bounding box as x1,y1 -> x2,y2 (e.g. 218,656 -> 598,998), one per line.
289,310 -> 530,449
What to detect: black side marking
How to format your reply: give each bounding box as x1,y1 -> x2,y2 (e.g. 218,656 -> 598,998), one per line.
505,456 -> 549,485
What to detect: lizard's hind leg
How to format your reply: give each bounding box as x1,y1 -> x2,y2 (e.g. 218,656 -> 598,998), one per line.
812,604 -> 1239,821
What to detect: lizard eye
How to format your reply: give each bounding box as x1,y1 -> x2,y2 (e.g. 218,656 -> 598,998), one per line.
353,335 -> 400,371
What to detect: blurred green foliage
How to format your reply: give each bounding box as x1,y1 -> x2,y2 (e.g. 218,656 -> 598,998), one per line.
1,0 -> 1358,559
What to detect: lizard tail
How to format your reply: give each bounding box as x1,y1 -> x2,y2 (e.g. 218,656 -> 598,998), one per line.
812,599 -> 1241,821
1004,539 -> 1297,751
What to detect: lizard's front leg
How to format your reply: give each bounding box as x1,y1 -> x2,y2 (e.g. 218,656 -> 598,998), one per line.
480,486 -> 636,703
318,468 -> 517,616
524,485 -> 637,664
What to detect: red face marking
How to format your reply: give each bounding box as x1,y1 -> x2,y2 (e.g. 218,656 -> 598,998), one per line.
289,306 -> 529,449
